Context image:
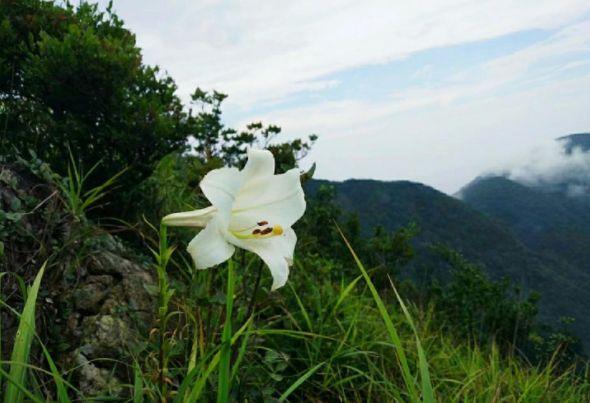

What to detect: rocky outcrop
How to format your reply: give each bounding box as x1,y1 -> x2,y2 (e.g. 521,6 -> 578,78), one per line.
58,236 -> 155,397
0,161 -> 155,398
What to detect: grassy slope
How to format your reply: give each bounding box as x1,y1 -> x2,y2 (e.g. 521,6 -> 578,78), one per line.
260,257 -> 590,401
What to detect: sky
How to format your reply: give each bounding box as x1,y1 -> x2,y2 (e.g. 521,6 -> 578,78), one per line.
97,0 -> 590,194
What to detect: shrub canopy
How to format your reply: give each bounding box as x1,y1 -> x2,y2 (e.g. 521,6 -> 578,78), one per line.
0,0 -> 188,199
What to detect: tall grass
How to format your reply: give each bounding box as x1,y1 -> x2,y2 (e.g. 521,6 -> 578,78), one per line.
57,148 -> 126,219
3,263 -> 46,403
0,238 -> 588,401
0,263 -> 71,403
338,225 -> 433,402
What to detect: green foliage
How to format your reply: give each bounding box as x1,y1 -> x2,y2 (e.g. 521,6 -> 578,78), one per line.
301,182 -> 586,367
1,1 -> 589,401
460,175 -> 590,269
217,259 -> 235,403
306,178 -> 590,350
4,262 -> 45,403
187,88 -> 317,171
338,226 -> 432,402
460,175 -> 590,349
0,0 -> 188,209
1,1 -> 317,219
428,246 -> 539,349
296,184 -> 343,256
133,152 -> 215,224
56,149 -> 125,220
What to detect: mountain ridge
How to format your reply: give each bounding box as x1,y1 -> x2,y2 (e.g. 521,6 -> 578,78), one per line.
306,176 -> 590,347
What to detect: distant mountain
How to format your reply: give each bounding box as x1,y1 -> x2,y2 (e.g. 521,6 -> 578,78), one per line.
458,176 -> 590,272
456,132 -> 590,347
306,179 -> 590,347
558,132 -> 590,154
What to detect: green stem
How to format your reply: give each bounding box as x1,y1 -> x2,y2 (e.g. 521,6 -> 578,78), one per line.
244,260 -> 263,322
217,259 -> 235,403
157,223 -> 170,402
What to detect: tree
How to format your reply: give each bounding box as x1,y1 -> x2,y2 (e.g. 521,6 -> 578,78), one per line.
0,0 -> 188,212
187,88 -> 317,172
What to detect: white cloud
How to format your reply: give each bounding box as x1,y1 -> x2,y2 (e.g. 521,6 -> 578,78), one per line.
481,20 -> 590,85
101,0 -> 590,105
96,0 -> 590,193
241,17 -> 590,139
248,72 -> 590,193
490,136 -> 590,200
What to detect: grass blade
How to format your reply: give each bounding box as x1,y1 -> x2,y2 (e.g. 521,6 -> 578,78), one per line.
388,275 -> 435,403
337,226 -> 419,402
0,367 -> 43,403
40,343 -> 71,402
279,362 -> 325,402
133,361 -> 143,403
184,316 -> 253,402
4,262 -> 46,403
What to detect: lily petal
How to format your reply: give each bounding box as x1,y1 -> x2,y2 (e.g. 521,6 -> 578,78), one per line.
255,244 -> 289,291
200,167 -> 243,220
187,217 -> 235,270
276,227 -> 297,265
162,206 -> 217,228
227,227 -> 297,290
241,149 -> 275,181
231,168 -> 305,230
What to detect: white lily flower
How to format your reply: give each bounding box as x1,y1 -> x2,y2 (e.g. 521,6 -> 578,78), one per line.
162,149 -> 306,290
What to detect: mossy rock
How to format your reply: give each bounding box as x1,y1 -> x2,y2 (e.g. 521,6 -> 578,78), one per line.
0,162 -> 156,398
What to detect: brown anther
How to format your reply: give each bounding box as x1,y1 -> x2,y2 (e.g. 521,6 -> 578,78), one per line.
260,227 -> 273,235
252,229 -> 262,235
257,220 -> 269,226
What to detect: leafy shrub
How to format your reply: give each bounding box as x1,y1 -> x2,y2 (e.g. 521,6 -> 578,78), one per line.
0,1 -> 188,212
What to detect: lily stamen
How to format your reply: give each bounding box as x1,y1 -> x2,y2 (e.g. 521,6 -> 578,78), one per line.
233,222 -> 284,240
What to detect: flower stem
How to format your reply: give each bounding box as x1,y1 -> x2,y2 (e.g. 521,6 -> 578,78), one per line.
245,260 -> 264,321
157,223 -> 171,402
217,259 -> 235,403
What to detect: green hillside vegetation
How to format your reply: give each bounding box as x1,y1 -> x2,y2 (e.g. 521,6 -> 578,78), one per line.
0,1 -> 589,401
307,179 -> 590,349
459,176 -> 590,271
459,174 -> 590,347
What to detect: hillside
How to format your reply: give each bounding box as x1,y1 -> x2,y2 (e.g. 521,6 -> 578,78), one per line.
455,133 -> 590,348
306,179 -> 590,347
458,176 -> 590,272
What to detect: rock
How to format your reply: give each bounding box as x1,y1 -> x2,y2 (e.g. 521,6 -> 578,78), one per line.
59,240 -> 155,398
0,162 -> 156,399
72,275 -> 114,313
75,353 -> 123,397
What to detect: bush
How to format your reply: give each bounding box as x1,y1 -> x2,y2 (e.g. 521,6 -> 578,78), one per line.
0,1 -> 188,213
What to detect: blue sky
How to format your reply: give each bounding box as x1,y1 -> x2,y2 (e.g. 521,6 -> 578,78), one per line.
99,0 -> 590,193
225,28 -> 557,120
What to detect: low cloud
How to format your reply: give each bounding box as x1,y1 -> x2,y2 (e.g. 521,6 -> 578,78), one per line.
498,136 -> 590,195
98,0 -> 590,106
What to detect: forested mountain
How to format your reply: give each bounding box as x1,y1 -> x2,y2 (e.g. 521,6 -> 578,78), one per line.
450,133 -> 590,347
459,176 -> 590,272
306,175 -> 590,347
559,132 -> 590,154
